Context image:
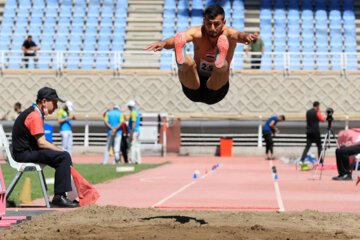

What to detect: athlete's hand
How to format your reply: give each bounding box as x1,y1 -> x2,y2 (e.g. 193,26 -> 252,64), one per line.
144,41 -> 166,52
244,33 -> 257,45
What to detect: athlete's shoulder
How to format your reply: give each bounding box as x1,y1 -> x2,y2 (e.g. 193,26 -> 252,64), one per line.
223,26 -> 239,39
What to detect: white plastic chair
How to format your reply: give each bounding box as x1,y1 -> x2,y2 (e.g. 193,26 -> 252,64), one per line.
353,154 -> 360,182
0,125 -> 50,208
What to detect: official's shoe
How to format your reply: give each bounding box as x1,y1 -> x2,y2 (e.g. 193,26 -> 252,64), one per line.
52,194 -> 80,208
301,163 -> 309,171
332,174 -> 352,181
174,31 -> 187,65
215,34 -> 229,69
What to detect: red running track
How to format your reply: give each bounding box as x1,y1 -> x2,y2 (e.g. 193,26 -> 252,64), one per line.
32,156 -> 360,212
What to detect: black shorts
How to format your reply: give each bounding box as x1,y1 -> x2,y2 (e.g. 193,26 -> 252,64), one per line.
181,75 -> 229,105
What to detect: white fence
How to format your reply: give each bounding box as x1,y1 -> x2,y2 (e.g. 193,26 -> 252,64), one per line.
0,51 -> 358,71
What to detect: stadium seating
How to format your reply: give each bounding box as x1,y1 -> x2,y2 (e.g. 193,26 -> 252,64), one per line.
0,0 -> 358,70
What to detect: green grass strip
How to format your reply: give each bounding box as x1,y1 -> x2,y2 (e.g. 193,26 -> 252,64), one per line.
0,162 -> 169,206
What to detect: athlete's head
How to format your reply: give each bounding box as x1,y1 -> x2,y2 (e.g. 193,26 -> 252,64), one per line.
203,4 -> 225,38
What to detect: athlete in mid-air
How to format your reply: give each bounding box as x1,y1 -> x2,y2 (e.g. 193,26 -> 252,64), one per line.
145,4 -> 257,105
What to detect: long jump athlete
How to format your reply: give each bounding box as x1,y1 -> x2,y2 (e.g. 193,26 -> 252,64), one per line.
145,4 -> 257,105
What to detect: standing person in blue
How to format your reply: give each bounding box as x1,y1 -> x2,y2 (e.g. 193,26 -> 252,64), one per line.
57,101 -> 75,155
126,100 -> 141,164
103,105 -> 125,164
262,115 -> 285,160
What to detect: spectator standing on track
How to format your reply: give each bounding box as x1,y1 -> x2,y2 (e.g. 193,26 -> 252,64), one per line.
300,101 -> 325,171
103,105 -> 125,164
13,102 -> 22,120
57,101 -> 75,155
22,35 -> 39,69
246,32 -> 264,69
11,87 -> 79,208
126,100 -> 141,164
263,115 -> 285,160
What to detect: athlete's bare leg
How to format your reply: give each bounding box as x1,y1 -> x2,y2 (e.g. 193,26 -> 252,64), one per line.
178,55 -> 200,90
206,60 -> 229,90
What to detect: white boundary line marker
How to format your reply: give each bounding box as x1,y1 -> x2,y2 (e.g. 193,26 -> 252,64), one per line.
269,160 -> 285,212
152,164 -> 223,208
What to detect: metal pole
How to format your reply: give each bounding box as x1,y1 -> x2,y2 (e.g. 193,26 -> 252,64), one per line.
84,114 -> 89,147
257,115 -> 262,148
345,116 -> 349,130
162,117 -> 167,156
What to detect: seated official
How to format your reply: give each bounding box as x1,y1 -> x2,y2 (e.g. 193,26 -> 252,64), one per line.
12,87 -> 79,208
333,137 -> 360,181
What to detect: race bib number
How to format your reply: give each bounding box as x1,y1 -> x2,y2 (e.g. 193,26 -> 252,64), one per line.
198,59 -> 214,76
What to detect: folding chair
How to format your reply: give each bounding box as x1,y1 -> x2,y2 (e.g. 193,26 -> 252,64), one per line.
0,125 -> 50,208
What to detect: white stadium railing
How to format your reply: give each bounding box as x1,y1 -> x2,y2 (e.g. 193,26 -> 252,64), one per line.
0,51 -> 358,71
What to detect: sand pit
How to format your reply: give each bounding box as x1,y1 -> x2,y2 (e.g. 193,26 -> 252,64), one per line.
1,205 -> 360,239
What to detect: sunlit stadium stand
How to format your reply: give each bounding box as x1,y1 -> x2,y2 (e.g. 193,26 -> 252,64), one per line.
0,0 -> 358,70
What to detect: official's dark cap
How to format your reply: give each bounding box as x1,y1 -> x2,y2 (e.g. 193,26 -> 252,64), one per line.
37,87 -> 65,103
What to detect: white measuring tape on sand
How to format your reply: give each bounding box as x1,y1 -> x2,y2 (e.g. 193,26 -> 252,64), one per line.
151,164 -> 221,208
269,160 -> 285,212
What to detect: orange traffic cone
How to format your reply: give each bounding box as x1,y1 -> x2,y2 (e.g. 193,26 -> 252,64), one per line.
19,177 -> 32,204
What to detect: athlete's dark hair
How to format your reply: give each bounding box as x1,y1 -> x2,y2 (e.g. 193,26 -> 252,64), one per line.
313,101 -> 320,107
203,4 -> 225,20
14,102 -> 21,108
279,115 -> 285,121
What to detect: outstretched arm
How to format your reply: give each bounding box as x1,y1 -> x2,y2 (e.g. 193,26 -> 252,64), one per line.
144,27 -> 196,52
235,31 -> 257,45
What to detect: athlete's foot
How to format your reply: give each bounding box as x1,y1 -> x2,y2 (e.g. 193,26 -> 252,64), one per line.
174,31 -> 186,65
215,35 -> 229,69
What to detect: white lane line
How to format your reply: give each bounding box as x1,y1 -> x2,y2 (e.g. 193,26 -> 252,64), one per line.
152,164 -> 223,208
269,160 -> 285,212
152,180 -> 197,208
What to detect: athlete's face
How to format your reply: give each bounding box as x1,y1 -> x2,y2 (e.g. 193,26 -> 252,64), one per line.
203,15 -> 225,38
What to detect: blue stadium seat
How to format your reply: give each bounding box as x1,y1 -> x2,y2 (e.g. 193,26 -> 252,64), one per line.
177,8 -> 189,27
115,7 -> 127,18
260,0 -> 271,9
260,54 -> 272,70
87,6 -> 100,18
3,7 -> 16,18
288,0 -> 299,9
75,0 -> 87,6
233,0 -> 244,11
71,26 -> 84,35
192,0 -> 203,9
40,42 -> 52,50
301,0 -> 312,10
45,6 -> 58,18
111,42 -> 124,51
177,0 -> 190,10
343,0 -> 354,11
17,9 -> 30,19
86,17 -> 98,26
59,6 -> 72,18
315,0 -> 327,10
95,53 -> 109,69
70,35 -> 82,44
345,53 -> 357,70
33,0 -> 45,7
16,17 -> 28,26
233,17 -> 244,31
160,50 -> 172,70
164,0 -> 176,10
1,17 -> 14,27
315,10 -> 327,20
100,17 -> 113,26
101,7 -> 113,18
274,0 -> 285,9
66,53 -> 80,69
8,52 -> 22,69
289,53 -> 300,70
99,26 -> 111,36
73,8 -> 85,18
0,43 -> 10,51
302,45 -> 315,70
72,17 -> 85,26
81,53 -> 94,69
44,16 -> 56,26
5,0 -> 17,8
69,43 -> 81,51
31,8 -> 44,18
260,9 -> 271,20
287,9 -> 299,20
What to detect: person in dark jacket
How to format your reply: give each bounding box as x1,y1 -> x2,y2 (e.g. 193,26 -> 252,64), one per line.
300,101 -> 325,171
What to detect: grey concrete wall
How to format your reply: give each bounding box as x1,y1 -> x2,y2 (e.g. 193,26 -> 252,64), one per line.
0,70 -> 359,117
